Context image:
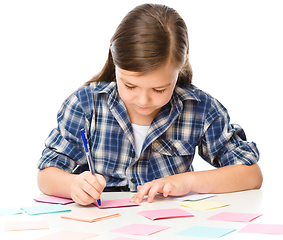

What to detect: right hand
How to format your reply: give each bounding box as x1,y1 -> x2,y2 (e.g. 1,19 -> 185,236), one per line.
71,171 -> 106,206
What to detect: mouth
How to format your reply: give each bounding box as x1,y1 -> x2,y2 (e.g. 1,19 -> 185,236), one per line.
138,106 -> 150,110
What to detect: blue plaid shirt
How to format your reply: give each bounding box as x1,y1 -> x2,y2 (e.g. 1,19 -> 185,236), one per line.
38,82 -> 259,191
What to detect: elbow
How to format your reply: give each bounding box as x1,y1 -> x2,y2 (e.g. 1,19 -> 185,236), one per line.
254,173 -> 263,190
37,169 -> 50,195
251,163 -> 263,190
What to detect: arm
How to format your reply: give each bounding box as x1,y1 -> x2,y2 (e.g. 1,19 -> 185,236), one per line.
130,163 -> 262,203
37,86 -> 107,205
37,167 -> 106,205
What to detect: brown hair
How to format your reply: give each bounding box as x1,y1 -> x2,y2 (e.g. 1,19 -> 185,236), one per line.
86,4 -> 192,86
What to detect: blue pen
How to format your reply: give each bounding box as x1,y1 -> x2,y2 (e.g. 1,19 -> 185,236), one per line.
80,128 -> 101,206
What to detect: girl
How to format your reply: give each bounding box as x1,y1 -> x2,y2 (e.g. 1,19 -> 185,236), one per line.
37,4 -> 262,206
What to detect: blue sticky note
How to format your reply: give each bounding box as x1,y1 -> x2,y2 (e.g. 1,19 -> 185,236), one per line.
0,207 -> 22,217
176,226 -> 236,238
21,204 -> 71,215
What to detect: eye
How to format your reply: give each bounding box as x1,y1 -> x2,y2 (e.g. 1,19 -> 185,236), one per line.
153,89 -> 165,94
125,84 -> 135,90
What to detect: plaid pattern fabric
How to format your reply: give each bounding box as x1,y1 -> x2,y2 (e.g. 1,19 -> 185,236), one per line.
38,82 -> 259,191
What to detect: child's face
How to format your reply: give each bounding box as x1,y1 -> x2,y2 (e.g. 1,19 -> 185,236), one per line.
116,63 -> 180,125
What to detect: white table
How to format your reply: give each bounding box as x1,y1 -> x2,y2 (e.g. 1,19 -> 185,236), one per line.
1,189 -> 283,240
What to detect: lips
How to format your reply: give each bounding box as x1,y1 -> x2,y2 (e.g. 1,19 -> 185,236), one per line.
138,106 -> 150,110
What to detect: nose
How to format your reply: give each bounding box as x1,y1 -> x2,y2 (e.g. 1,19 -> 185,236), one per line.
137,90 -> 150,106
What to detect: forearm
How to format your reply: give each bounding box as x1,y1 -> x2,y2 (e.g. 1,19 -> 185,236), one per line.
130,163 -> 262,203
187,163 -> 263,194
37,167 -> 77,199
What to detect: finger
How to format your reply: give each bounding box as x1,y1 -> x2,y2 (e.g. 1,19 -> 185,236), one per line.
147,182 -> 166,203
129,185 -> 143,202
131,182 -> 154,203
82,175 -> 103,200
71,187 -> 95,206
162,182 -> 173,197
95,174 -> 106,193
129,193 -> 138,202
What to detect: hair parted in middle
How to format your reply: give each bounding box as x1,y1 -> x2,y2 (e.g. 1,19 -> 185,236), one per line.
87,4 -> 192,86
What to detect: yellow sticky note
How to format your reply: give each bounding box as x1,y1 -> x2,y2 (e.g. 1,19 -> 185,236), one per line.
180,201 -> 230,210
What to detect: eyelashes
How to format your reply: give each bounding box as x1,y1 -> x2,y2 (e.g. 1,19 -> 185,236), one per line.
125,85 -> 135,90
153,89 -> 165,94
124,84 -> 165,94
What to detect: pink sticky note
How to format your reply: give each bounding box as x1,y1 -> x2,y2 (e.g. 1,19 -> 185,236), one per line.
36,230 -> 98,240
138,208 -> 194,220
5,220 -> 49,231
61,209 -> 120,223
239,223 -> 283,235
93,198 -> 139,209
111,223 -> 170,236
208,212 -> 262,222
34,196 -> 75,205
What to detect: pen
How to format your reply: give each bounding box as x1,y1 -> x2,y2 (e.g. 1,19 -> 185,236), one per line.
80,128 -> 101,206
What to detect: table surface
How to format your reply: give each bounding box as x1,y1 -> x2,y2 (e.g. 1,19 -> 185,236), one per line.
1,189 -> 283,240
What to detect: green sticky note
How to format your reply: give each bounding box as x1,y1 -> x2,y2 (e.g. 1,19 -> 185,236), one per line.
176,226 -> 236,238
0,207 -> 22,216
21,204 -> 71,215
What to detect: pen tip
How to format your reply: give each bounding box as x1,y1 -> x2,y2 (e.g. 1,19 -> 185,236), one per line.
97,199 -> 101,206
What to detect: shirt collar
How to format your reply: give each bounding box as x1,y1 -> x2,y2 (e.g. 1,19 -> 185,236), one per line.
92,81 -> 120,109
173,85 -> 201,103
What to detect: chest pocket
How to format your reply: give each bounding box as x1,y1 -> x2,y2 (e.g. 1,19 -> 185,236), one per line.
151,139 -> 195,156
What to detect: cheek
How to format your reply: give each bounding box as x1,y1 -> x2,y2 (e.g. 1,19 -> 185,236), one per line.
117,86 -> 132,103
157,90 -> 174,107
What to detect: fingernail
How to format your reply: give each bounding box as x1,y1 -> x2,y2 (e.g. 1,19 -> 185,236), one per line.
147,197 -> 152,202
135,198 -> 140,203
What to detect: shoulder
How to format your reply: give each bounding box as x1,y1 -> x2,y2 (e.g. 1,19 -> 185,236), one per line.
177,84 -> 229,119
176,84 -> 217,107
60,83 -> 96,120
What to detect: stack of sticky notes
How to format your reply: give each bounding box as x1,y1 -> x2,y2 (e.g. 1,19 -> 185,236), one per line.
21,204 -> 71,216
61,209 -> 120,223
93,198 -> 139,209
138,208 -> 194,220
180,200 -> 230,211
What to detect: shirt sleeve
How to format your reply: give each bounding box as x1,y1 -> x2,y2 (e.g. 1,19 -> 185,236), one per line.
198,98 -> 259,168
37,86 -> 93,173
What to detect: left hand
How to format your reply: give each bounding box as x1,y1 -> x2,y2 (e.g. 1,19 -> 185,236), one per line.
130,173 -> 191,203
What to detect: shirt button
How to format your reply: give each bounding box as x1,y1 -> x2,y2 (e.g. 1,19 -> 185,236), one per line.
131,178 -> 137,183
129,152 -> 135,158
171,147 -> 177,153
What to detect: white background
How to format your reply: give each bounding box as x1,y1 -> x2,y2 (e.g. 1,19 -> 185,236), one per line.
0,0 -> 282,199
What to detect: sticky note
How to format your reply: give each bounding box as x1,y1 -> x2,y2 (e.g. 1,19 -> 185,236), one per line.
36,230 -> 98,240
21,204 -> 71,215
93,198 -> 139,209
112,238 -> 137,240
111,223 -> 170,236
0,207 -> 22,216
159,192 -> 215,201
61,209 -> 120,223
5,220 -> 49,231
180,200 -> 230,210
239,223 -> 283,235
138,208 -> 194,220
176,226 -> 236,238
208,212 -> 262,222
34,196 -> 74,205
